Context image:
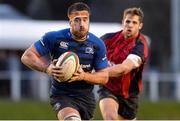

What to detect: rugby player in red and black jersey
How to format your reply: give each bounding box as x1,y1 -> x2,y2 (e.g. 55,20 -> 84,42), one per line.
98,7 -> 149,120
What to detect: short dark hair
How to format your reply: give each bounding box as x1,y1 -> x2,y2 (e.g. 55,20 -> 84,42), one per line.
123,7 -> 144,23
67,2 -> 91,16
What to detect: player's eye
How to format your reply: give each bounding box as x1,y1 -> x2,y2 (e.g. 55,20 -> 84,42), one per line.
74,18 -> 80,22
83,17 -> 88,22
126,20 -> 131,24
132,21 -> 138,24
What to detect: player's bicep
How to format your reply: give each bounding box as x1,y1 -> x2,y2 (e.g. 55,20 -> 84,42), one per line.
22,45 -> 40,59
131,40 -> 145,62
121,55 -> 142,73
21,45 -> 40,64
29,44 -> 41,57
126,54 -> 142,69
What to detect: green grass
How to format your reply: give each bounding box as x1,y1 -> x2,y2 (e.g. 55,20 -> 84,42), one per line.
0,99 -> 180,120
0,99 -> 56,120
138,101 -> 180,120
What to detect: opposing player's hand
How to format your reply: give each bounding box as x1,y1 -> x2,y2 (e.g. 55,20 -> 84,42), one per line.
46,59 -> 65,81
69,66 -> 85,82
108,61 -> 115,67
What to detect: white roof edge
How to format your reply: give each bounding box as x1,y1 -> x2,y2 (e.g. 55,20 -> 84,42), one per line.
0,19 -> 121,49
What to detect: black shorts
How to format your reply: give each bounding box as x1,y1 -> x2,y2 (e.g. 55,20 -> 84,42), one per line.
98,86 -> 138,120
50,90 -> 96,120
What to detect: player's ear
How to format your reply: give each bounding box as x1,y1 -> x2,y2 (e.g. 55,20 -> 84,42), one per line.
121,19 -> 125,27
69,20 -> 72,25
139,23 -> 143,30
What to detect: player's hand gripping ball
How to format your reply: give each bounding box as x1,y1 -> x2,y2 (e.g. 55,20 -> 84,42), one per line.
55,51 -> 79,82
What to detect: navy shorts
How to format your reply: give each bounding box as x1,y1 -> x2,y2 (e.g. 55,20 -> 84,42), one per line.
98,86 -> 138,120
50,90 -> 96,120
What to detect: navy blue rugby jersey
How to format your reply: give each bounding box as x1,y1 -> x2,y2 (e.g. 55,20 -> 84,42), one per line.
34,28 -> 108,95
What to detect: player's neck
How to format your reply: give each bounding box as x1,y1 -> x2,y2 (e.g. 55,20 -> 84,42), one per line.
72,34 -> 87,42
124,33 -> 139,40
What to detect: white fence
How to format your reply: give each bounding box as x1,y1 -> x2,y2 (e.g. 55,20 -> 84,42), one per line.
142,72 -> 180,102
1,55 -> 180,102
0,56 -> 180,102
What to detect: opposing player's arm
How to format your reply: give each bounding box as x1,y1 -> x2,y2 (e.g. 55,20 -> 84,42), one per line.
106,54 -> 142,77
70,68 -> 108,85
83,68 -> 108,85
21,44 -> 49,73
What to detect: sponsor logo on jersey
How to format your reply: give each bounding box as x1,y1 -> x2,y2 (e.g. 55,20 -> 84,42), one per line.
59,41 -> 69,49
54,102 -> 61,111
102,55 -> 107,61
39,38 -> 45,46
85,47 -> 94,54
80,64 -> 91,69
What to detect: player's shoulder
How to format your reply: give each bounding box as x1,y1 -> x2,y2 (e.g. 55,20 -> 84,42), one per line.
136,33 -> 149,46
44,28 -> 70,39
87,32 -> 104,45
100,31 -> 121,41
136,33 -> 149,58
138,33 -> 146,40
88,32 -> 101,41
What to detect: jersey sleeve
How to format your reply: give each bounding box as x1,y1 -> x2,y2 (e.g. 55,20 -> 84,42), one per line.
131,39 -> 148,63
100,32 -> 116,41
94,39 -> 108,70
34,32 -> 54,56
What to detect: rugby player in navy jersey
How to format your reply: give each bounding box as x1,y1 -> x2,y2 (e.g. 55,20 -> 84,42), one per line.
98,7 -> 149,120
21,2 -> 108,121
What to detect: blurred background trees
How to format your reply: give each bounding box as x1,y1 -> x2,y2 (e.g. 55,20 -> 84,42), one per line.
1,0 -> 171,72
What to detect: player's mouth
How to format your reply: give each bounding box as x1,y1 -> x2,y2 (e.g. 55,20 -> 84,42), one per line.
79,27 -> 85,32
79,29 -> 85,33
125,29 -> 132,35
127,29 -> 132,33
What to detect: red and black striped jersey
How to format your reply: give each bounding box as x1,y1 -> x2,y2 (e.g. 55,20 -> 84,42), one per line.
101,30 -> 149,99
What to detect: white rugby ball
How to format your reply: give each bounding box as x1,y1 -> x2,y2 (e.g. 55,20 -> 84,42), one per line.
55,51 -> 79,82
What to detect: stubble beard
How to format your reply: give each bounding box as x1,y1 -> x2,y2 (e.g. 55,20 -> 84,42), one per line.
73,31 -> 88,40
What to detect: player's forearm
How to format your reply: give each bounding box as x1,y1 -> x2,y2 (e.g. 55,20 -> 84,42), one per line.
106,63 -> 132,77
83,70 -> 108,85
106,59 -> 135,77
106,64 -> 126,77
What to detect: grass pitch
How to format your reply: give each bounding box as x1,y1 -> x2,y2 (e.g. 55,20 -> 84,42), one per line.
0,99 -> 180,120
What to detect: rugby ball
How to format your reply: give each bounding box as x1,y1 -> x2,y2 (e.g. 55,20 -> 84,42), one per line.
55,51 -> 79,82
